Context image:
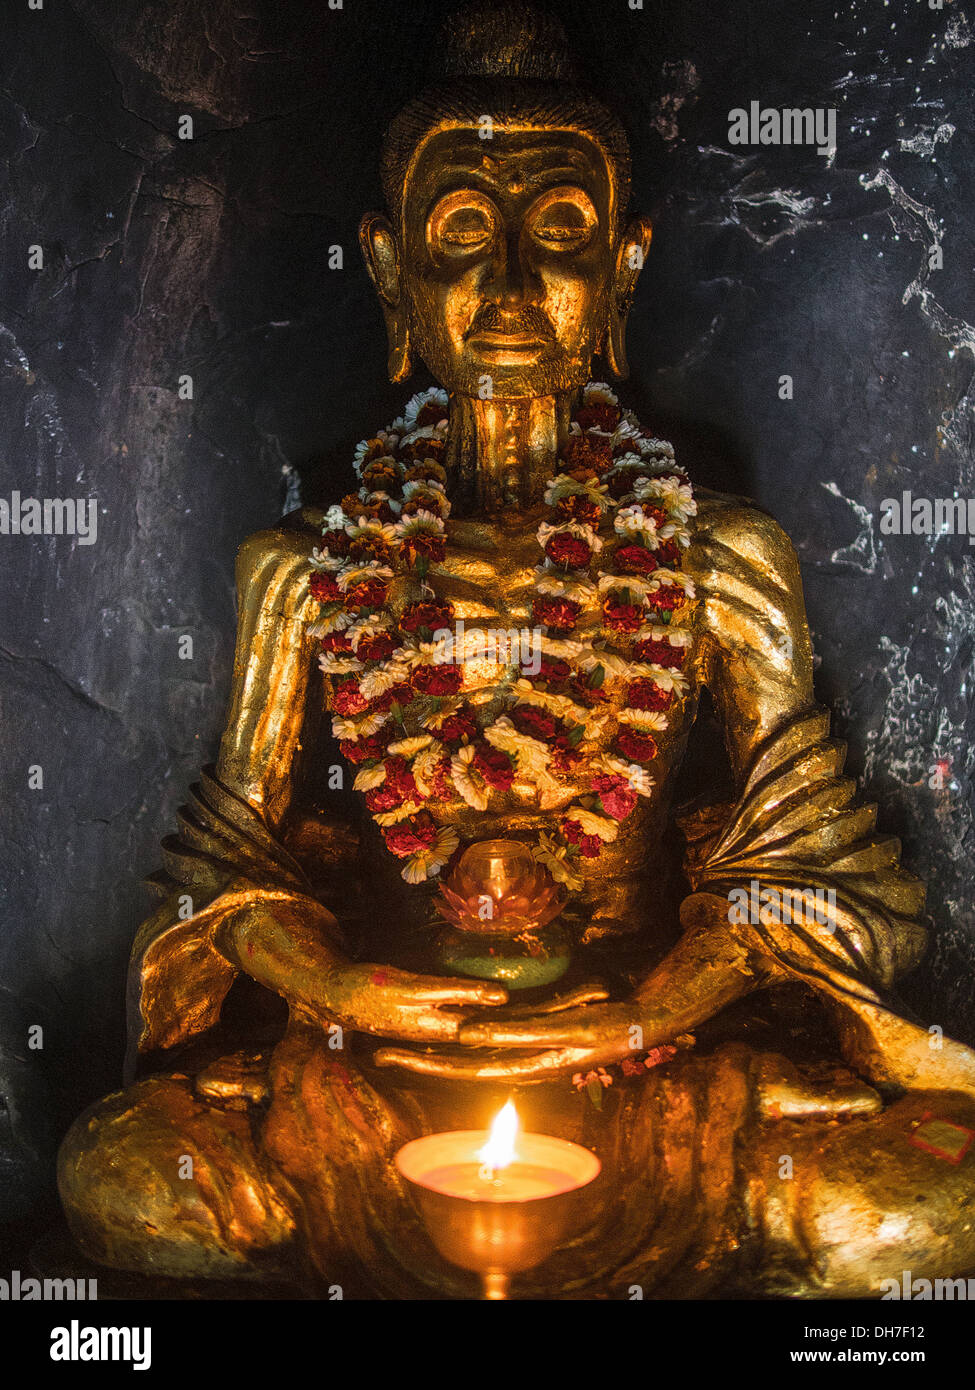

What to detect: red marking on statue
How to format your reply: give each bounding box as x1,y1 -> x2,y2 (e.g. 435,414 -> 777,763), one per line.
907,1112 -> 974,1164
370,969 -> 388,985
246,943 -> 254,957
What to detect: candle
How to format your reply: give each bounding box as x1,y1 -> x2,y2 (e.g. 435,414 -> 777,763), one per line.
395,1102 -> 601,1298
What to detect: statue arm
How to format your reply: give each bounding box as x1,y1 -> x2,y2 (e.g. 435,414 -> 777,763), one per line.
681,495 -> 975,1095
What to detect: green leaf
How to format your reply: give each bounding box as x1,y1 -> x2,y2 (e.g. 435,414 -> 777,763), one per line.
567,723 -> 585,747
586,1079 -> 603,1110
587,664 -> 605,689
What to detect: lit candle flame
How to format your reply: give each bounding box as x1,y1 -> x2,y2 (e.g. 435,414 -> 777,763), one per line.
477,1100 -> 519,1175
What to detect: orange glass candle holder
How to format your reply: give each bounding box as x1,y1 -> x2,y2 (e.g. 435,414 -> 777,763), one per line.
395,1104 -> 600,1299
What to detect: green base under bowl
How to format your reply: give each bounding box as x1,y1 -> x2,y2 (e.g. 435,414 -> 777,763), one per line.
437,924 -> 571,990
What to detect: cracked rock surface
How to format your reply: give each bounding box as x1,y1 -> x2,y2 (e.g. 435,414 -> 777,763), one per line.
0,0 -> 972,1223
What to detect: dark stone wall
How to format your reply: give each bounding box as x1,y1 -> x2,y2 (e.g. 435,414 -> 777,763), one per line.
0,0 -> 972,1223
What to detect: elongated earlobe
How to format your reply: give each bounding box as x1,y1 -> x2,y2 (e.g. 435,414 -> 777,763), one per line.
359,211 -> 413,383
605,216 -> 653,381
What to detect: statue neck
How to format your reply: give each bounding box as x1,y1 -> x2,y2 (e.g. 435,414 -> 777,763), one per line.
446,393 -> 575,514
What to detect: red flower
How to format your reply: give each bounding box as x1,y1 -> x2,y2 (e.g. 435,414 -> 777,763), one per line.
532,595 -> 581,631
650,585 -> 688,613
365,783 -> 410,814
331,676 -> 367,716
399,600 -> 454,634
560,819 -> 601,858
561,433 -> 614,473
438,708 -> 479,744
633,638 -> 686,669
372,681 -> 414,713
347,579 -> 389,609
627,679 -> 675,712
590,774 -> 638,822
656,540 -> 680,566
339,733 -> 388,765
349,535 -> 393,565
511,705 -> 559,740
321,529 -> 351,558
415,400 -> 447,429
411,663 -> 463,697
383,813 -> 439,858
545,533 -> 592,570
550,744 -> 584,775
426,754 -> 454,800
320,632 -> 354,653
638,502 -> 668,527
536,655 -> 573,684
576,402 -> 619,432
310,572 -> 342,603
602,599 -> 644,633
473,742 -> 515,792
615,728 -> 658,763
555,494 -> 602,526
356,632 -> 399,662
614,544 -> 658,577
402,532 -> 446,567
606,467 -> 645,499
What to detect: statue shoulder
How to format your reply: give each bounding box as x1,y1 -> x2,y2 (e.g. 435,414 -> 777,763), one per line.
686,486 -> 804,597
234,507 -> 322,602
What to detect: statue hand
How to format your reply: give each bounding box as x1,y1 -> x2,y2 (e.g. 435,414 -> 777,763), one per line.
216,899 -> 506,1045
376,913 -> 763,1081
307,962 -> 507,1044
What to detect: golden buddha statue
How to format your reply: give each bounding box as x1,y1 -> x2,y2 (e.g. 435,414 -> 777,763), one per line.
58,2 -> 975,1298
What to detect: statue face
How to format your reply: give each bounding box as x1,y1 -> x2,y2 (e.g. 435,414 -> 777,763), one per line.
399,129 -> 619,399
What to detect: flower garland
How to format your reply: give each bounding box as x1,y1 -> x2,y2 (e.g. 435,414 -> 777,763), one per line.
308,383 -> 697,890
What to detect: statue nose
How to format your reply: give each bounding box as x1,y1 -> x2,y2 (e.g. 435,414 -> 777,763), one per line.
486,232 -> 538,307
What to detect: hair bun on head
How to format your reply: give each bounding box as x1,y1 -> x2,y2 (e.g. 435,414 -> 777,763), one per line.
440,1 -> 579,82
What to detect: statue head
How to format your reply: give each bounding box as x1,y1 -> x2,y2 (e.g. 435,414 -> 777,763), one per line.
360,1 -> 652,401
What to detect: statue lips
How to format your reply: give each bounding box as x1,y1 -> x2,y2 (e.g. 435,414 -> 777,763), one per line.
465,303 -> 557,362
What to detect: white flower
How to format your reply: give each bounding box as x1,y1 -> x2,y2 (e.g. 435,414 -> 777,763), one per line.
400,387 -> 449,433
387,734 -> 434,757
513,679 -> 589,724
617,708 -> 669,732
421,698 -> 464,730
346,616 -> 395,650
615,504 -> 661,541
597,572 -> 656,600
402,826 -> 459,884
353,431 -> 399,474
353,763 -> 387,792
331,710 -> 389,741
647,569 -> 696,600
538,635 -> 585,659
310,546 -> 344,573
594,754 -> 655,796
337,561 -> 394,592
569,806 -> 619,843
308,608 -> 355,637
582,381 -> 619,409
536,520 -> 603,551
395,509 -> 446,539
534,568 -> 597,603
635,623 -> 694,647
358,660 -> 411,702
577,650 -> 635,680
543,473 -> 610,509
318,653 -> 363,676
634,475 -> 696,523
533,832 -> 584,891
346,517 -> 398,542
323,504 -> 348,531
412,741 -> 447,796
451,744 -> 488,811
374,802 -> 423,826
